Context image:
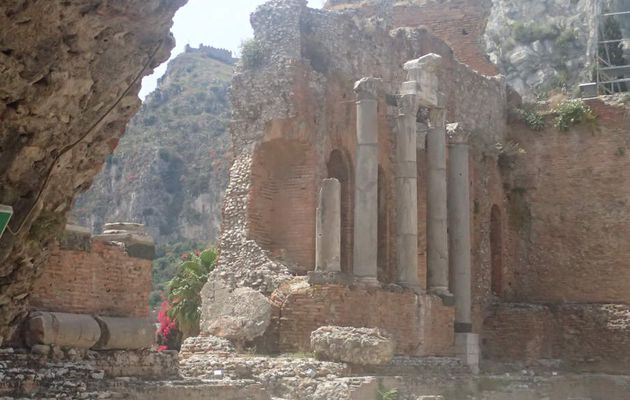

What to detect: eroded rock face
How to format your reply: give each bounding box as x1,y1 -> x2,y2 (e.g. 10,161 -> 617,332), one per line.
310,326 -> 395,366
0,0 -> 186,344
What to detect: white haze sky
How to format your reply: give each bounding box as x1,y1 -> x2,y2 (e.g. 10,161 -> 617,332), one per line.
139,0 -> 326,99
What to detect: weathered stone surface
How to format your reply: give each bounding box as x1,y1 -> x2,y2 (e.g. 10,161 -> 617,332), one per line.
310,326 -> 395,365
0,0 -> 185,343
179,335 -> 236,361
201,283 -> 272,343
25,312 -> 101,349
92,316 -> 154,350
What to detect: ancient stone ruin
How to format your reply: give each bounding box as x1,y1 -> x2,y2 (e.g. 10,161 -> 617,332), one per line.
1,0 -> 630,399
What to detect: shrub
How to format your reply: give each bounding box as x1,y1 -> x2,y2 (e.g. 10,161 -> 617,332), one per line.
167,248 -> 217,339
496,141 -> 526,170
240,38 -> 266,69
156,300 -> 182,351
517,108 -> 545,131
552,99 -> 595,131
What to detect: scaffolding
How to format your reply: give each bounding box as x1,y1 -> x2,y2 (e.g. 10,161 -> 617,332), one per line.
595,0 -> 630,94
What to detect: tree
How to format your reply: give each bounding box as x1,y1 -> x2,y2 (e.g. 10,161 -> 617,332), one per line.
167,248 -> 217,339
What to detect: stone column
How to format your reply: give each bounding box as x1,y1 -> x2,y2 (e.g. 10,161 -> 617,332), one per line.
426,109 -> 451,298
447,122 -> 479,373
396,93 -> 420,289
316,178 -> 341,272
447,123 -> 472,331
403,54 -> 452,300
352,77 -> 381,284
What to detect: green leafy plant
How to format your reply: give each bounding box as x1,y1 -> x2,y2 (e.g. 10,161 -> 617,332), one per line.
240,38 -> 266,69
517,108 -> 545,131
167,248 -> 217,338
496,141 -> 526,170
552,99 -> 596,131
377,384 -> 399,400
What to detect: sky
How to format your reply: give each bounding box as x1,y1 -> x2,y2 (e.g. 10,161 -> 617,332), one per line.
139,0 -> 326,99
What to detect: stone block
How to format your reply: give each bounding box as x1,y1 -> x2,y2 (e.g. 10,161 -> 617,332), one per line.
311,326 -> 395,366
456,332 -> 479,374
25,312 -> 101,349
59,224 -> 92,252
92,316 -> 154,350
202,284 -> 272,344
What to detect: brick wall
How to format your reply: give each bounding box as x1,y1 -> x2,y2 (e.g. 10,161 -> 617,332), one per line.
327,0 -> 498,76
249,138 -> 318,273
482,102 -> 630,372
483,303 -> 630,373
274,284 -> 454,356
30,236 -> 152,318
504,101 -> 630,304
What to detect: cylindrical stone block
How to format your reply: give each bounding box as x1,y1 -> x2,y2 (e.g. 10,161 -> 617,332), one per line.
316,178 -> 341,272
426,110 -> 450,295
25,312 -> 101,349
448,134 -> 472,331
92,316 -> 154,350
353,94 -> 379,282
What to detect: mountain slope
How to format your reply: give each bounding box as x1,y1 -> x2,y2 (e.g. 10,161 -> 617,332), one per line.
72,46 -> 234,245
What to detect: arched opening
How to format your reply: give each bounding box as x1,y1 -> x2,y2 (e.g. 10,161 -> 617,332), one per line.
490,205 -> 503,296
377,167 -> 394,283
327,149 -> 353,274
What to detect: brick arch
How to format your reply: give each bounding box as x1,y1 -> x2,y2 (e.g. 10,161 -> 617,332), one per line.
249,138 -> 316,272
326,148 -> 353,274
490,204 -> 503,296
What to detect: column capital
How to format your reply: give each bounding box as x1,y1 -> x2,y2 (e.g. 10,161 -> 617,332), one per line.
446,122 -> 471,145
403,53 -> 445,108
354,77 -> 382,101
398,93 -> 419,116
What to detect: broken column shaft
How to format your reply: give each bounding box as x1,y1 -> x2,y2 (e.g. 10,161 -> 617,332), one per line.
316,178 -> 341,272
353,77 -> 381,284
447,123 -> 472,331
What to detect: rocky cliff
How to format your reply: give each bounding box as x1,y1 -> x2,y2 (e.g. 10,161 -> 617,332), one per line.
0,0 -> 185,344
72,46 -> 234,245
326,0 -> 628,99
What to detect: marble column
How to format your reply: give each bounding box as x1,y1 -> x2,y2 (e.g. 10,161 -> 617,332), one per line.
352,77 -> 381,284
447,122 -> 479,373
447,123 -> 472,332
426,109 -> 451,297
316,178 -> 341,272
396,93 -> 420,289
403,53 -> 452,299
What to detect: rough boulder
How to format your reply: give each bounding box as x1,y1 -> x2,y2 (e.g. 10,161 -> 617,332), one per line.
310,326 -> 395,366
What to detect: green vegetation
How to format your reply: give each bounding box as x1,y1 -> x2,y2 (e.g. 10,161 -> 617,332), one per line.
377,383 -> 399,400
496,141 -> 526,171
512,21 -> 559,43
552,99 -> 596,131
150,241 -> 204,309
240,38 -> 266,69
517,107 -> 545,131
72,46 -> 233,246
167,248 -> 217,338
